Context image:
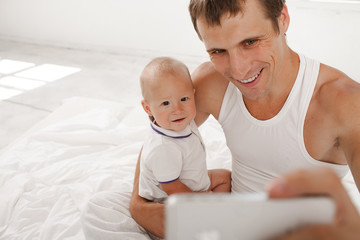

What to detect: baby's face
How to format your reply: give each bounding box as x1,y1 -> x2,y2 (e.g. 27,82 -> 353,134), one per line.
145,73 -> 196,132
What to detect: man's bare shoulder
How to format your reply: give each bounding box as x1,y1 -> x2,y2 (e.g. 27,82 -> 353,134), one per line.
191,62 -> 229,122
317,64 -> 360,122
192,61 -> 229,92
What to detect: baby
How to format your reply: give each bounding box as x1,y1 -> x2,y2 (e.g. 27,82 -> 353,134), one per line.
138,57 -> 231,206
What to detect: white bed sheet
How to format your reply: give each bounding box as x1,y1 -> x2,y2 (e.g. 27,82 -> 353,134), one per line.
0,97 -> 358,240
0,97 -> 231,240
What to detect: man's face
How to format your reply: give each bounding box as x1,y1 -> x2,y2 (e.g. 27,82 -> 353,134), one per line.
196,0 -> 287,101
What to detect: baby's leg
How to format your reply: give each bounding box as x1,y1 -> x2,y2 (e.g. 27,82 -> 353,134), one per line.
208,169 -> 231,192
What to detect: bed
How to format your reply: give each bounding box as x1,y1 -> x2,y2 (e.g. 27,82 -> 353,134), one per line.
0,96 -> 358,240
0,97 -> 231,240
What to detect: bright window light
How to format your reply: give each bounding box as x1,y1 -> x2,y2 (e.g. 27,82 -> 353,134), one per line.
15,64 -> 81,82
0,76 -> 46,90
0,86 -> 23,100
0,59 -> 35,74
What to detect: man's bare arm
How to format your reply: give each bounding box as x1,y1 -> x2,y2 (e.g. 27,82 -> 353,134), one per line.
316,66 -> 360,191
324,72 -> 360,191
192,62 -> 228,126
129,149 -> 165,238
338,86 -> 360,191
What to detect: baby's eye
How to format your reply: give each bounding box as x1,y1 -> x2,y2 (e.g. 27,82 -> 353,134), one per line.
181,97 -> 188,102
162,101 -> 170,106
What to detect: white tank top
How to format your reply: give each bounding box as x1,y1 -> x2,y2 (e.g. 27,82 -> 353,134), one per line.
218,54 -> 349,193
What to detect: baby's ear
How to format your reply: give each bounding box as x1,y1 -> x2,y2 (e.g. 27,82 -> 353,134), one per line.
141,100 -> 153,116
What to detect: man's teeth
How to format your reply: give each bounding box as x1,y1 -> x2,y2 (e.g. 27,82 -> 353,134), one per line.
239,71 -> 260,84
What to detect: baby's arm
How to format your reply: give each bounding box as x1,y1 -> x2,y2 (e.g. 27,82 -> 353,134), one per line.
161,169 -> 232,196
160,179 -> 193,196
150,144 -> 194,196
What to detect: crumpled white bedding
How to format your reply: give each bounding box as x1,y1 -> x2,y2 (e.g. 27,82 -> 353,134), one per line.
0,97 -> 231,240
0,97 -> 358,240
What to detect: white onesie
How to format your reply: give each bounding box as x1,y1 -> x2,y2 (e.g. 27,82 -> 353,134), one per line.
218,53 -> 349,193
139,121 -> 210,202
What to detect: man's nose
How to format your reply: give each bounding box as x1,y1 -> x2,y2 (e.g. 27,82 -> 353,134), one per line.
229,49 -> 251,80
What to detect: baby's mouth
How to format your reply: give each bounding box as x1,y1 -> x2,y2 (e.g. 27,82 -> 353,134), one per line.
172,117 -> 185,123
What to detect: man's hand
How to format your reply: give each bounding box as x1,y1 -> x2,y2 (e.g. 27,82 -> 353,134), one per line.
267,167 -> 360,240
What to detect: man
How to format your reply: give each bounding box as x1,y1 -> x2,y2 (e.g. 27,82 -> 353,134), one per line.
130,0 -> 360,238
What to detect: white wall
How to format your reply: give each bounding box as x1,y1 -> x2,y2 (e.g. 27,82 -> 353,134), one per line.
0,0 -> 207,57
0,0 -> 359,79
287,0 -> 360,81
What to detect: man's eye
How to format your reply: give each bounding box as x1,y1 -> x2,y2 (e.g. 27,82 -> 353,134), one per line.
162,101 -> 170,106
181,97 -> 188,102
209,49 -> 226,56
212,49 -> 225,54
245,39 -> 257,46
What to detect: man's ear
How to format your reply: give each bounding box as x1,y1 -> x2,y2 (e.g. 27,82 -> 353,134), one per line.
278,4 -> 290,34
141,100 -> 153,116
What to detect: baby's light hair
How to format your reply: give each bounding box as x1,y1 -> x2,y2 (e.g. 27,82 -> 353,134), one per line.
140,57 -> 192,101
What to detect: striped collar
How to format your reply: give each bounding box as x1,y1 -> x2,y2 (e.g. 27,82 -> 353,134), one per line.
150,121 -> 192,139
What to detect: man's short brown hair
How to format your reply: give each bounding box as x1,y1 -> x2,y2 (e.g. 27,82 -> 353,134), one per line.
189,0 -> 286,39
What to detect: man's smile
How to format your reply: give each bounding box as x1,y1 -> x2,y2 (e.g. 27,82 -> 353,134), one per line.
237,69 -> 263,84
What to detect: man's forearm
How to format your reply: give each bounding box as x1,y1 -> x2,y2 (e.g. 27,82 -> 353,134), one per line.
130,194 -> 165,238
129,148 -> 165,238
